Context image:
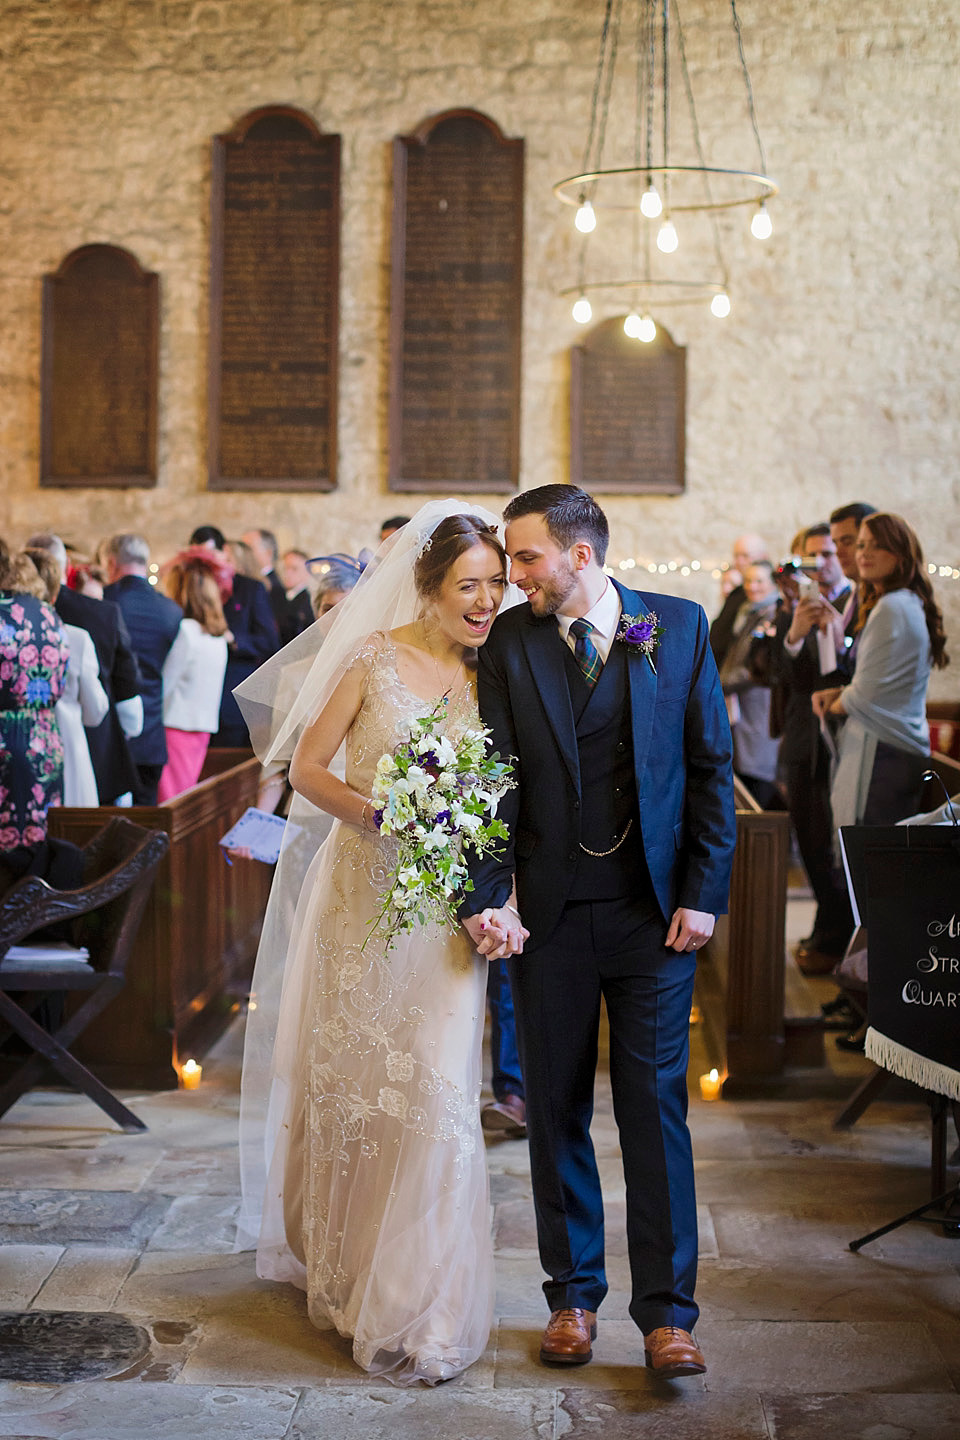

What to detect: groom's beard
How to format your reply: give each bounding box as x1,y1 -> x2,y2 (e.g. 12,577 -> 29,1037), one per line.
524,555 -> 578,617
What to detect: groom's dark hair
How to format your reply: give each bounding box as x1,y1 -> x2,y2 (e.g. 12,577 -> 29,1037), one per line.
504,485 -> 609,566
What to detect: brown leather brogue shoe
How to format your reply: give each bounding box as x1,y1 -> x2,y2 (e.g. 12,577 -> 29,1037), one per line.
539,1307 -> 597,1365
480,1094 -> 527,1138
643,1326 -> 706,1378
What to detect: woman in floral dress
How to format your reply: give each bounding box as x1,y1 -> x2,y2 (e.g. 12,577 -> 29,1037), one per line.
0,541 -> 70,866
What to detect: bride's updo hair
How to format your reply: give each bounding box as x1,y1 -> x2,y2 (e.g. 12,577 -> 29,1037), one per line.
414,514 -> 507,600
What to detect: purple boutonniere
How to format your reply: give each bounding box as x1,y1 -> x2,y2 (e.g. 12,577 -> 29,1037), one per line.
616,611 -> 665,674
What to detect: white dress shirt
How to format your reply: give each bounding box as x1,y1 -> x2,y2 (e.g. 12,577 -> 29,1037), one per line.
556,579 -> 622,665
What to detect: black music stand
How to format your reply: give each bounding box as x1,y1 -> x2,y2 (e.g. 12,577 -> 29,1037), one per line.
838,824 -> 960,1250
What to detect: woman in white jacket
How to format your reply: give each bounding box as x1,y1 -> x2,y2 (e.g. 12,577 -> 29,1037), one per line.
158,553 -> 230,802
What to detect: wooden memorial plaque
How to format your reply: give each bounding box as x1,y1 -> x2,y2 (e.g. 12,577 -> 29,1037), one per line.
41,245 -> 158,488
389,110 -> 523,493
209,106 -> 340,491
570,318 -> 685,494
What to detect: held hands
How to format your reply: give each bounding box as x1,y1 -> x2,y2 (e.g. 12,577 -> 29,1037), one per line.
665,907 -> 715,954
463,907 -> 530,960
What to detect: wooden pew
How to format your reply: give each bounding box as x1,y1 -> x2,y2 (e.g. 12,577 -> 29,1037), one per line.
47,750 -> 282,1089
695,778 -> 794,1092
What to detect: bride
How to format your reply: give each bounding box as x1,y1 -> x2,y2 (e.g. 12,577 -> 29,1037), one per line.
234,502 -> 520,1386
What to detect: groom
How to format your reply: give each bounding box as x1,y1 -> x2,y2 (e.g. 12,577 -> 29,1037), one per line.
464,486 -> 736,1379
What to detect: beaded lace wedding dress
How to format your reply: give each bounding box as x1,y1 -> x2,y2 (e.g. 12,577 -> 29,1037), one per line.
253,631 -> 493,1386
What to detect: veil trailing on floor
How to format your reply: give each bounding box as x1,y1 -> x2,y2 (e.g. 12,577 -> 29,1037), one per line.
233,498 -> 513,1254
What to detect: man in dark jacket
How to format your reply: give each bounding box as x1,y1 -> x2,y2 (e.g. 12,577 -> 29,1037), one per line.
103,533 -> 183,805
242,527 -> 299,646
769,525 -> 853,969
189,526 -> 280,748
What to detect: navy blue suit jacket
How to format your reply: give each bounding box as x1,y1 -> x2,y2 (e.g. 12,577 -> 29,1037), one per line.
216,574 -> 280,746
104,574 -> 183,766
470,581 -> 737,953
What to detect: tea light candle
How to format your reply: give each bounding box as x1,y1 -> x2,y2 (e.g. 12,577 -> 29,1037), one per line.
180,1059 -> 202,1091
699,1068 -> 722,1101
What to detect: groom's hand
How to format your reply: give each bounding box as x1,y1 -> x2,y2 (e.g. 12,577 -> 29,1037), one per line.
463,909 -> 529,959
666,908 -> 715,954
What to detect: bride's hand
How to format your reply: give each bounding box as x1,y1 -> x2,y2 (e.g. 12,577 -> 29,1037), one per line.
469,907 -> 529,960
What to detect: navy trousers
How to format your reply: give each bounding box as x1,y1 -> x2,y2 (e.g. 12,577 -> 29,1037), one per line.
509,894 -> 699,1335
486,958 -> 524,1101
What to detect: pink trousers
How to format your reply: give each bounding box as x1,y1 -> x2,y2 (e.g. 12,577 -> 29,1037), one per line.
158,729 -> 211,803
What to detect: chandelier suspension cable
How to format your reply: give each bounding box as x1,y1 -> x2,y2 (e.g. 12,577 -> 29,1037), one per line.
730,0 -> 768,176
582,0 -> 622,180
660,0 -> 670,177
674,0 -> 728,286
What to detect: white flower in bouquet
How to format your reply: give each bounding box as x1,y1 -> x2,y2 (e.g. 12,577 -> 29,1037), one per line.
365,700 -> 515,950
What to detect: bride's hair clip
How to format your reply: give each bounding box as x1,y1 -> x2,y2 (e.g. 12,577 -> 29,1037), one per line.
417,533 -> 434,557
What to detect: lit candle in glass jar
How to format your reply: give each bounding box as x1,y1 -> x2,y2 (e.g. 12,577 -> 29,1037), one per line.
180,1059 -> 202,1091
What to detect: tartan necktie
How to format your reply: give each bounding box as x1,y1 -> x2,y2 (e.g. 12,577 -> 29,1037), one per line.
569,617 -> 602,687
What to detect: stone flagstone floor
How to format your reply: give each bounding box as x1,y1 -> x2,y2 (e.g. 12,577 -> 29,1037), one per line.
1,970 -> 959,1439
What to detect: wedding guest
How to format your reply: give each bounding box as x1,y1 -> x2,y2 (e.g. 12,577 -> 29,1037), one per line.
380,515 -> 411,543
829,500 -> 878,659
0,540 -> 70,866
813,512 -> 948,829
225,538 -> 265,583
102,533 -> 183,805
27,531 -> 143,804
772,525 -> 855,972
242,527 -> 294,643
157,552 -> 230,801
709,532 -> 770,668
310,556 -> 363,617
25,547 -> 107,809
189,526 -> 280,748
719,559 -> 781,808
66,556 -> 107,599
481,961 -> 526,1138
281,549 -> 316,638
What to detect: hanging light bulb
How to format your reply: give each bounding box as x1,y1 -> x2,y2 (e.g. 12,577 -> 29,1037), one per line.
750,202 -> 772,240
710,290 -> 731,318
572,294 -> 593,324
638,313 -> 657,343
623,311 -> 644,339
575,197 -> 596,233
640,182 -> 662,218
656,217 -> 678,253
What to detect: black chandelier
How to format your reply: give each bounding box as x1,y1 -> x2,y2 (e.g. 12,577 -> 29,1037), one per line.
554,0 -> 778,338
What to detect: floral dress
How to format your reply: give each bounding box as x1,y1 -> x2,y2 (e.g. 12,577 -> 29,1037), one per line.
254,632 -> 494,1386
0,591 -> 70,852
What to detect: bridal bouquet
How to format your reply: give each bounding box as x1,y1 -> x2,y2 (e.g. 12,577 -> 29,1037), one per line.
367,704 -> 515,949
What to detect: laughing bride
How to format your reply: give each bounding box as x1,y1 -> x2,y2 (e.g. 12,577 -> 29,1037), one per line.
234,503 -> 520,1386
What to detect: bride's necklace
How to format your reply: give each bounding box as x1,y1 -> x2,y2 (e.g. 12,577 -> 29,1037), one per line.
418,625 -> 465,705
430,650 -> 464,705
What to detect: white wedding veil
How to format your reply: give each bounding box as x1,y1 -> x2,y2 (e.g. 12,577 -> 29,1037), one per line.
233,497 -> 513,1253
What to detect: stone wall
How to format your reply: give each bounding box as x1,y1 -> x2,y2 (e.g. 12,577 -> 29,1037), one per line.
0,0 -> 957,687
